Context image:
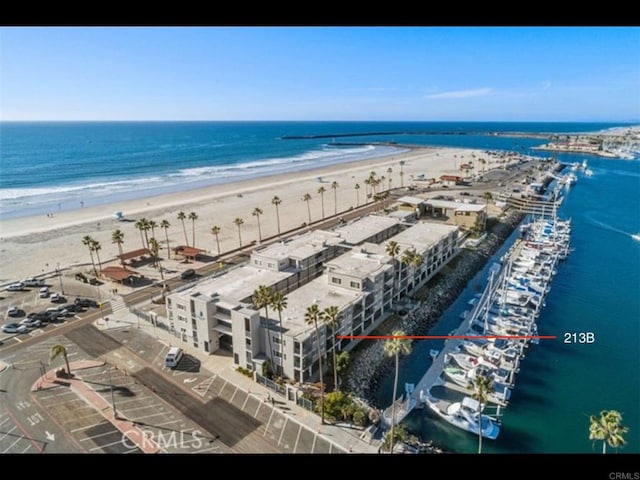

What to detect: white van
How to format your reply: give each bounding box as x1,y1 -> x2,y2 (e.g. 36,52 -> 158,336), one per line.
39,287 -> 50,298
164,347 -> 184,369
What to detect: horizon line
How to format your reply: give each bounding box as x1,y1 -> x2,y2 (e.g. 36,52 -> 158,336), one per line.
2,119 -> 638,124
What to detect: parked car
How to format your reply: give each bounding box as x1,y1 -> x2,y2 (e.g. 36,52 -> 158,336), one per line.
6,283 -> 24,292
7,306 -> 20,317
2,323 -> 28,334
50,293 -> 66,303
20,318 -> 42,329
23,277 -> 45,287
39,287 -> 50,298
180,269 -> 196,280
75,298 -> 99,308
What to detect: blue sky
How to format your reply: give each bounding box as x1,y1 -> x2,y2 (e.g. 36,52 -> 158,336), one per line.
1,27 -> 639,121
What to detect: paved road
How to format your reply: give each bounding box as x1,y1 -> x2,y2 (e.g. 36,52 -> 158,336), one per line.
64,324 -> 283,453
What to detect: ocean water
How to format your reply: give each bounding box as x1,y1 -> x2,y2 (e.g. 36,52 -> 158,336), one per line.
0,121 -> 622,220
1,121 -> 638,453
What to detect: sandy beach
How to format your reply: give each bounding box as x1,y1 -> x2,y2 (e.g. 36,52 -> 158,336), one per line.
0,146 -> 506,285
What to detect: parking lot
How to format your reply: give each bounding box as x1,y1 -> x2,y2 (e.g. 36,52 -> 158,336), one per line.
0,275 -> 105,347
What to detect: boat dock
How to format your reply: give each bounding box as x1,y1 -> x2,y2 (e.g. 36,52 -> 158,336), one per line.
384,211 -> 572,435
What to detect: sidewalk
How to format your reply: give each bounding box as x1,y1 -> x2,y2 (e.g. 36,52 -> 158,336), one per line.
30,359 -> 161,454
96,306 -> 382,454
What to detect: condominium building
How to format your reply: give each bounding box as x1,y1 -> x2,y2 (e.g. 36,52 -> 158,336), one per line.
163,214 -> 458,383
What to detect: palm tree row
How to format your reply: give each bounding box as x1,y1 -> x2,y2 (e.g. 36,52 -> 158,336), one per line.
81,235 -> 102,276
385,241 -> 424,302
251,285 -> 288,379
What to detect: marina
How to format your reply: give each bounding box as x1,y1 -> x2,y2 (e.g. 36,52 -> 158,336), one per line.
382,175 -> 574,442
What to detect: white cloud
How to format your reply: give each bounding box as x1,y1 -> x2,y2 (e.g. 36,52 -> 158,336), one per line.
425,87 -> 494,100
541,81 -> 552,91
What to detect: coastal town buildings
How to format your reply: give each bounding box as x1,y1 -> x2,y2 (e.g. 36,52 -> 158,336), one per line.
164,214 -> 459,382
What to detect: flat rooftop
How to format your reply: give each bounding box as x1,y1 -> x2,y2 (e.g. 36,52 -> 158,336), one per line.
252,230 -> 343,261
385,221 -> 458,252
333,215 -> 400,245
425,199 -> 486,211
173,265 -> 292,304
325,247 -> 392,279
276,277 -> 363,338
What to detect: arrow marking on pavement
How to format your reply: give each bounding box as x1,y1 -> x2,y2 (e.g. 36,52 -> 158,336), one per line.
45,431 -> 55,442
183,378 -> 197,384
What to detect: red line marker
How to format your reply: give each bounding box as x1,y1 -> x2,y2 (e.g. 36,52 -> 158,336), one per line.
336,335 -> 556,340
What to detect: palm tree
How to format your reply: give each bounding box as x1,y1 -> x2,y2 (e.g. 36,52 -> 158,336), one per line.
134,218 -> 148,249
399,160 -> 405,187
409,249 -> 424,291
160,220 -> 171,259
386,167 -> 393,190
252,207 -> 264,242
50,344 -> 71,376
470,373 -> 493,454
317,186 -> 326,219
383,330 -> 412,453
363,177 -> 372,198
148,237 -> 160,268
271,196 -> 282,237
188,212 -> 198,247
302,193 -> 312,224
211,225 -> 221,256
82,235 -> 97,275
90,240 -> 102,276
354,183 -> 361,207
385,241 -> 401,302
270,291 -> 288,377
233,218 -> 244,247
589,410 -> 629,454
111,229 -> 125,266
330,181 -> 339,215
177,211 -> 188,246
322,306 -> 341,392
304,303 -> 326,424
148,220 -> 158,242
253,285 -> 274,376
483,192 -> 493,202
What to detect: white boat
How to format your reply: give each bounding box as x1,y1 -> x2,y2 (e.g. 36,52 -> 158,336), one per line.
426,395 -> 500,440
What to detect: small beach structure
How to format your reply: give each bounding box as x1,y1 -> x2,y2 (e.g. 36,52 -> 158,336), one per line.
173,245 -> 207,262
100,266 -> 137,284
117,248 -> 152,266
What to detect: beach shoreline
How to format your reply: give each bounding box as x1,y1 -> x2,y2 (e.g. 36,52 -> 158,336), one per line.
0,145 -> 508,284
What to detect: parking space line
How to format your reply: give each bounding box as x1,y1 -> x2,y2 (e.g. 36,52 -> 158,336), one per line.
119,404 -> 164,414
89,439 -> 127,452
194,445 -> 220,453
71,421 -> 106,433
37,389 -> 77,401
311,432 -> 317,453
21,443 -> 32,453
241,393 -> 250,410
228,386 -> 238,404
263,408 -> 275,437
63,412 -> 103,425
154,419 -> 182,427
0,417 -> 10,428
2,435 -> 24,453
107,397 -> 143,407
13,336 -> 22,343
79,429 -> 119,442
0,426 -> 17,441
128,411 -> 168,421
277,417 -> 288,446
293,425 -> 302,453
254,401 -> 263,419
